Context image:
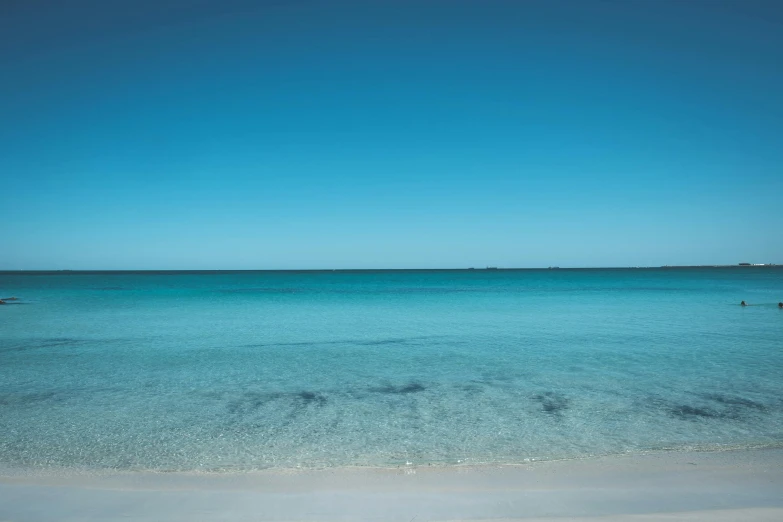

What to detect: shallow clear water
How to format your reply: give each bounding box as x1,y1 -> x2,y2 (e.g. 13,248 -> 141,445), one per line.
1,268 -> 782,471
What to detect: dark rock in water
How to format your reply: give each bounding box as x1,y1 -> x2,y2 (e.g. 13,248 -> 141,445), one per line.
371,382 -> 426,394
532,392 -> 569,414
705,394 -> 766,412
296,391 -> 328,406
670,405 -> 722,419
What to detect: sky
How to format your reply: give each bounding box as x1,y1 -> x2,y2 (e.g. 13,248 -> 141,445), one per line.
1,0 -> 781,269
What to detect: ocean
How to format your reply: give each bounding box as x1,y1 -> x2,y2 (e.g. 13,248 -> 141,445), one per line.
1,268 -> 782,472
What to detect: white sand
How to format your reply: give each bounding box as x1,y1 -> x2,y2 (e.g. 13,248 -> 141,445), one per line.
1,448 -> 782,521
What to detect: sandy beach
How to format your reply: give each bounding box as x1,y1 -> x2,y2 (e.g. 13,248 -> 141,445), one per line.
1,448 -> 781,521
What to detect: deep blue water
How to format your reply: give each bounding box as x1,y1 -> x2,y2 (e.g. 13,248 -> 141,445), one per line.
1,268 -> 782,471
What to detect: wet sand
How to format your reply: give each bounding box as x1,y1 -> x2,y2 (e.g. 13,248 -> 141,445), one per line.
1,448 -> 781,521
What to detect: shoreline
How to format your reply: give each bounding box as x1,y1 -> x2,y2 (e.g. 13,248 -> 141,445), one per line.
2,440 -> 783,475
2,440 -> 783,478
2,447 -> 782,521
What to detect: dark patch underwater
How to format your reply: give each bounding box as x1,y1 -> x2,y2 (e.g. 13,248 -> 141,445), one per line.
648,392 -> 771,421
532,392 -> 569,414
370,382 -> 427,395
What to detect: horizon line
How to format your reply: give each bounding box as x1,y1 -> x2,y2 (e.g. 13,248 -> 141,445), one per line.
1,264 -> 780,273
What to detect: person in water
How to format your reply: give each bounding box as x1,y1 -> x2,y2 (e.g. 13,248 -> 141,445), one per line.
779,302 -> 783,308
741,301 -> 747,306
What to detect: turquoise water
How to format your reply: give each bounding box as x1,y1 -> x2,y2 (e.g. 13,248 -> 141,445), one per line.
1,268 -> 782,471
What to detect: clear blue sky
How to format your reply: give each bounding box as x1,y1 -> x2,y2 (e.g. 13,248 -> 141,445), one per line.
2,0 -> 781,269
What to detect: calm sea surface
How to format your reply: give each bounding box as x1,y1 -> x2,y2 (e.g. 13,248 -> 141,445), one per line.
1,268 -> 782,471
